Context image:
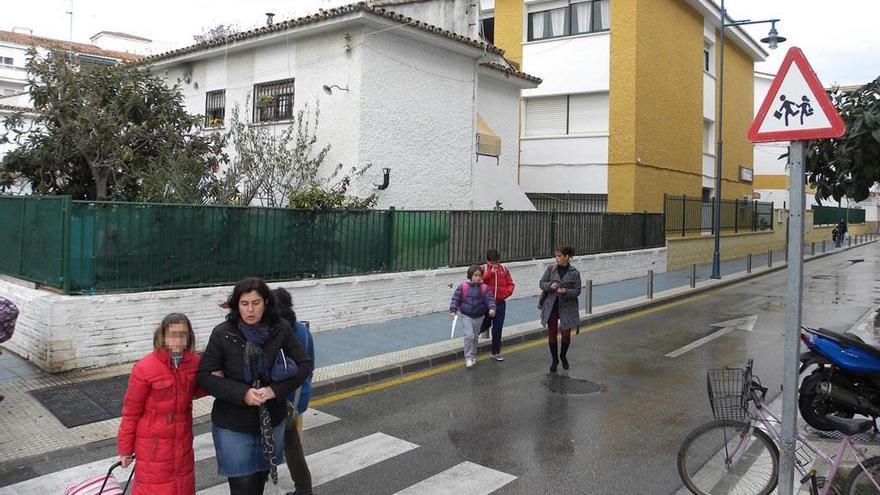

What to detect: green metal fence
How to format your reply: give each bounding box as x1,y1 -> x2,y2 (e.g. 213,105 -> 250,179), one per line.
663,194 -> 774,236
1,196 -> 665,294
811,205 -> 866,225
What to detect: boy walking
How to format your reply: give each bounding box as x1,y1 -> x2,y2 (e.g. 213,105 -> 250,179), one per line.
480,249 -> 515,361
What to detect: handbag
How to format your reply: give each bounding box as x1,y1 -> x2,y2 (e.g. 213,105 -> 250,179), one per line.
270,348 -> 299,382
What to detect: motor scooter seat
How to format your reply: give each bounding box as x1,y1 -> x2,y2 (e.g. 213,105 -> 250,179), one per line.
813,327 -> 880,359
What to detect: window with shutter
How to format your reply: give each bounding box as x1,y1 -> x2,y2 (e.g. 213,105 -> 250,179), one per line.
567,93 -> 609,134
524,96 -> 568,137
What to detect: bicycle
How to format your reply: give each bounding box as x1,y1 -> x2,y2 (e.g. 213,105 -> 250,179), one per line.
677,359 -> 880,494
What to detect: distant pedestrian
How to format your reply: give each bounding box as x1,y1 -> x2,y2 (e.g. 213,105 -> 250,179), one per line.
479,249 -> 516,362
836,219 -> 848,248
198,277 -> 314,495
832,226 -> 840,247
449,264 -> 496,369
0,296 -> 18,403
117,313 -> 204,495
540,246 -> 582,373
272,288 -> 315,495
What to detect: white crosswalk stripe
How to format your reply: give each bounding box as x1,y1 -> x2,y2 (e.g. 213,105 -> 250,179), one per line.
4,409 -> 339,494
393,461 -> 517,495
197,432 -> 420,495
6,408 -> 519,495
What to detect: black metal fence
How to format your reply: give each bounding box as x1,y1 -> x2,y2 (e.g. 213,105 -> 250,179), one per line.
663,194 -> 774,236
812,205 -> 866,225
0,196 -> 666,294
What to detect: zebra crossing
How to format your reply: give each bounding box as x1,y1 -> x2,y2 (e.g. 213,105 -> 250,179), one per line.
4,408 -> 517,495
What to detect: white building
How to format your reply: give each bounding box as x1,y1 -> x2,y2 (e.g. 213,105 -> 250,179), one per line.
144,3 -> 540,210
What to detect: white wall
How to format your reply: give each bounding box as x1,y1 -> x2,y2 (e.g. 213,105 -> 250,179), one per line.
358,29 -> 476,209
90,34 -> 152,55
522,33 -> 610,97
163,26 -> 365,199
0,247 -> 666,372
383,0 -> 475,37
475,75 -> 535,210
753,73 -> 789,177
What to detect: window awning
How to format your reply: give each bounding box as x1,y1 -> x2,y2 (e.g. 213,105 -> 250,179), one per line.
476,114 -> 502,157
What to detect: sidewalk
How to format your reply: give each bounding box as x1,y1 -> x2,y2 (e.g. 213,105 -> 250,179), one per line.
0,238 -> 875,464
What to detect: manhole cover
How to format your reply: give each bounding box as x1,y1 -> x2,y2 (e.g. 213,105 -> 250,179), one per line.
31,374 -> 129,428
805,426 -> 880,446
545,375 -> 605,396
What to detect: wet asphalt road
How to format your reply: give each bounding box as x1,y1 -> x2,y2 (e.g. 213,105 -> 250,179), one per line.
3,243 -> 878,494
303,243 -> 880,494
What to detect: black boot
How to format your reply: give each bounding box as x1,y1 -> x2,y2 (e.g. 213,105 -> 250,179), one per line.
229,471 -> 268,495
549,341 -> 559,373
560,341 -> 570,370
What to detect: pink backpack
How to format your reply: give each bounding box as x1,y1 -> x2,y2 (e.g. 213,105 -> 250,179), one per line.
458,282 -> 489,305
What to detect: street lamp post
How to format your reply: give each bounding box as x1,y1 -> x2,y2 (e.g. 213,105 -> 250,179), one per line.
710,1 -> 785,279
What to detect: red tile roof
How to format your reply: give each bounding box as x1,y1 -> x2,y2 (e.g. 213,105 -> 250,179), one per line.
142,2 -> 503,63
0,30 -> 142,62
479,62 -> 542,84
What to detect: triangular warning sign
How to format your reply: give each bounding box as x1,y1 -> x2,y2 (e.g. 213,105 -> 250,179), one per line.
748,47 -> 845,143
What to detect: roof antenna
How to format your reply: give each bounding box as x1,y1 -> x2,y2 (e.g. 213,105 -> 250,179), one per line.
66,0 -> 74,53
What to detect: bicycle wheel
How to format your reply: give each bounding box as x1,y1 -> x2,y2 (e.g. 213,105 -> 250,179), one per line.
678,420 -> 779,495
843,455 -> 880,495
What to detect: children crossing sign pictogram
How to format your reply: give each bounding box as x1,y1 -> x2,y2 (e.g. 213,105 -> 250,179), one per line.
748,47 -> 845,143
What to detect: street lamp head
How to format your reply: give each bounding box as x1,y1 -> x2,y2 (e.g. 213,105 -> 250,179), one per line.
760,22 -> 786,49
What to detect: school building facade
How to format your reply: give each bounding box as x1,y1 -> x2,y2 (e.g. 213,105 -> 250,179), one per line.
480,0 -> 767,213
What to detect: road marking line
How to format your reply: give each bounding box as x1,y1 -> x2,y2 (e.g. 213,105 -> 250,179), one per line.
196,432 -> 419,495
6,409 -> 338,494
393,461 -> 516,495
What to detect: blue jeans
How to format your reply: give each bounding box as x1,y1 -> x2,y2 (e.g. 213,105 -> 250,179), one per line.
480,300 -> 507,355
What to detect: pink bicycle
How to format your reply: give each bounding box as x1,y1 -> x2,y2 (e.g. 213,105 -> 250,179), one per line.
677,360 -> 880,494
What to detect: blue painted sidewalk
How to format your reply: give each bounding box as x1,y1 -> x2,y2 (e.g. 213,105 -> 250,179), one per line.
312,245 -> 815,367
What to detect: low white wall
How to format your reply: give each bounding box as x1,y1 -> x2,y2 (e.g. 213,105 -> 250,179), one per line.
0,247 -> 666,372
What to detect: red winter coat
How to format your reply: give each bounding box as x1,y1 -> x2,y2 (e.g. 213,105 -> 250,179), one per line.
482,263 -> 515,303
118,349 -> 204,495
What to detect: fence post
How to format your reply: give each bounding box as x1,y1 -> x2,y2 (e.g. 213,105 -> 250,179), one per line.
647,270 -> 654,300
691,264 -> 696,288
585,279 -> 593,315
849,235 -> 852,247
768,249 -> 773,267
642,210 -> 648,248
663,193 -> 667,236
61,195 -> 72,295
681,195 -> 687,237
385,206 -> 396,270
822,240 -> 826,253
811,242 -> 815,256
747,253 -> 752,274
549,209 -> 557,254
734,199 -> 739,233
753,200 -> 758,231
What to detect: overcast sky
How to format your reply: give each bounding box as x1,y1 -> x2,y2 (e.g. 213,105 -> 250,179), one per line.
4,0 -> 878,86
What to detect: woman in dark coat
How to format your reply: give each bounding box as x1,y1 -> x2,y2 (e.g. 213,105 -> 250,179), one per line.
198,277 -> 314,495
540,246 -> 582,372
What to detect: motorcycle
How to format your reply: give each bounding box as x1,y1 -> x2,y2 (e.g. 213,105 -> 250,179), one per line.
798,326 -> 880,431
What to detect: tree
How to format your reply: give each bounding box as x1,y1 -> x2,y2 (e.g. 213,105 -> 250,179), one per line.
0,50 -> 226,201
193,24 -> 237,44
805,76 -> 880,203
219,101 -> 376,209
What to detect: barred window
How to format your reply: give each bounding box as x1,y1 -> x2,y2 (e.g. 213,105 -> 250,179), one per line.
254,79 -> 295,123
205,90 -> 226,127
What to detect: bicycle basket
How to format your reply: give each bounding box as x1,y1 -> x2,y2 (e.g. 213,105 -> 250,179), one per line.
706,367 -> 750,421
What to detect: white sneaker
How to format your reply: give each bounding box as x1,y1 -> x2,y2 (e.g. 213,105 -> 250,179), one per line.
465,358 -> 475,368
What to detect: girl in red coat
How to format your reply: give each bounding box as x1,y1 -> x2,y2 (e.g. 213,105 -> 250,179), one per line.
117,313 -> 204,495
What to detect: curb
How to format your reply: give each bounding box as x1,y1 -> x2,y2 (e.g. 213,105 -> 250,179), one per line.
308,239 -> 879,400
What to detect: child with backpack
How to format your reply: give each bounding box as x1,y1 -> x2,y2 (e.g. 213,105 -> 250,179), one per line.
117,313 -> 205,495
449,264 -> 496,368
480,249 -> 515,362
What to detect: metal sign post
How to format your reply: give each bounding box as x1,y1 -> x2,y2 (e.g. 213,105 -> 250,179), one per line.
748,47 -> 846,494
779,140 -> 806,494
